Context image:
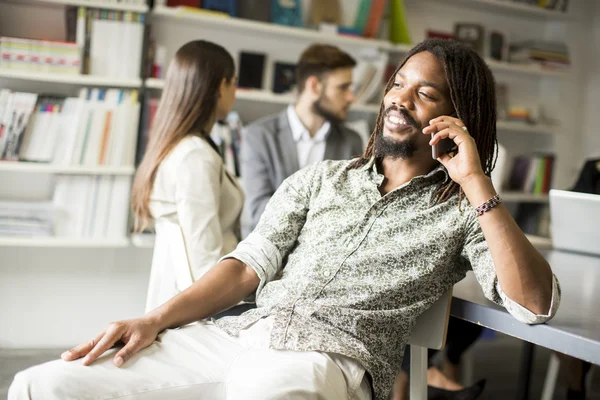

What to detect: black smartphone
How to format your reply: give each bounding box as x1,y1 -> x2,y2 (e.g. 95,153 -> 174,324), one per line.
431,112 -> 459,159
431,134 -> 456,159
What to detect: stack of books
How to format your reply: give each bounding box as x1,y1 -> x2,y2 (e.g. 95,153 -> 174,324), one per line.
0,37 -> 81,74
509,40 -> 570,71
0,201 -> 55,237
66,7 -> 145,78
53,175 -> 131,239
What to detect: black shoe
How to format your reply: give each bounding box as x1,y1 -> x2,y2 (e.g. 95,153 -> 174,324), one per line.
427,379 -> 486,400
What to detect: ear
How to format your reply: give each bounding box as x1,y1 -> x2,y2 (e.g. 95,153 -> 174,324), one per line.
305,75 -> 323,97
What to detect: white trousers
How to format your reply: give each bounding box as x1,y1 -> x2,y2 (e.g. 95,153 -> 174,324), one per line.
9,318 -> 372,400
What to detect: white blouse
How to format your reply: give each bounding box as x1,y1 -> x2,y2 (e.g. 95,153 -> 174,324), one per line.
145,135 -> 244,312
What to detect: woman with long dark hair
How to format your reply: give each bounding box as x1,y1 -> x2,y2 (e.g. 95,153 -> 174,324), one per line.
131,40 -> 242,312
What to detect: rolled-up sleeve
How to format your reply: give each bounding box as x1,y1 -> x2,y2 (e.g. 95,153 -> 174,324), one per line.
220,165 -> 316,298
461,211 -> 561,325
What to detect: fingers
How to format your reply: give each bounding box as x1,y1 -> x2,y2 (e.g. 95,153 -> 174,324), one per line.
61,331 -> 105,361
423,120 -> 467,136
81,323 -> 124,366
428,127 -> 471,148
113,336 -> 144,367
429,115 -> 466,129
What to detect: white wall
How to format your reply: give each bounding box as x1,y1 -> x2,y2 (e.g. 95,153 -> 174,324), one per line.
581,1 -> 600,159
0,0 -> 592,348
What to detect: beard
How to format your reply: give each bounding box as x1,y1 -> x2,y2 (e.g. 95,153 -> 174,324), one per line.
374,105 -> 419,159
374,130 -> 418,159
312,93 -> 347,123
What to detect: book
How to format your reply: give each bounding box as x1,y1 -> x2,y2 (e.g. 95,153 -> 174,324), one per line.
363,0 -> 385,39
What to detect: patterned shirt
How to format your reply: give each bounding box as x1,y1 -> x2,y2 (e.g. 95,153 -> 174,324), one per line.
216,158 -> 561,400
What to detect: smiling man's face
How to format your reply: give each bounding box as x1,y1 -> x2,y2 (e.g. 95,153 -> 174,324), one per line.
376,51 -> 455,159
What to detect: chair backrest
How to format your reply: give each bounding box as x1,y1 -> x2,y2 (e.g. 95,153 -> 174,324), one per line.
407,290 -> 452,350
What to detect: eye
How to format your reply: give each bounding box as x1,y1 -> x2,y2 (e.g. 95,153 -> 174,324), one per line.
393,82 -> 403,88
420,92 -> 435,100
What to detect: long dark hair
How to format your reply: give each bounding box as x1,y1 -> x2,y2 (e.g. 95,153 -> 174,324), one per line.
351,39 -> 498,205
132,40 -> 235,230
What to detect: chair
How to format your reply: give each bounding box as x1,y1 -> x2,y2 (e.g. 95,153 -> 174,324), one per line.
406,290 -> 453,400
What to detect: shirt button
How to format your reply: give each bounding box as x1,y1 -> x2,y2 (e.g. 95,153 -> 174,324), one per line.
323,270 -> 331,278
346,243 -> 354,249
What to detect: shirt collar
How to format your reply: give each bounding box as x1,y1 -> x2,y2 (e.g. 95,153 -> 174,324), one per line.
287,104 -> 331,143
362,157 -> 449,185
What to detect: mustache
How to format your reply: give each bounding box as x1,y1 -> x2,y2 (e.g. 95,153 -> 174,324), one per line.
383,105 -> 419,129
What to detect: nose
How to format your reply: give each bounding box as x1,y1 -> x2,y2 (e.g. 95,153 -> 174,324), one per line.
386,85 -> 415,111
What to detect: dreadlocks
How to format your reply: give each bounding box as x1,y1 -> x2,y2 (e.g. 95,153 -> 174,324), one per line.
351,39 -> 498,206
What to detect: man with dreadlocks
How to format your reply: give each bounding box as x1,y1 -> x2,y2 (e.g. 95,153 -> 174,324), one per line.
10,39 -> 560,400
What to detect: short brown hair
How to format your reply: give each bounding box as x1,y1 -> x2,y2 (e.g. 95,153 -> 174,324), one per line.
296,44 -> 356,93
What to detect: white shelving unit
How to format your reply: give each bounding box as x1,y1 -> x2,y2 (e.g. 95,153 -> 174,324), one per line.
500,192 -> 549,203
0,162 -> 135,175
0,0 -> 149,12
0,236 -> 130,248
131,233 -> 155,249
485,59 -> 568,78
145,78 -> 381,114
525,234 -> 553,249
151,5 -> 391,50
436,0 -> 570,20
0,69 -> 143,88
496,121 -> 558,135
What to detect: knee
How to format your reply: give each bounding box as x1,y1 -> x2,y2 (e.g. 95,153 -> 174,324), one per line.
8,360 -> 71,400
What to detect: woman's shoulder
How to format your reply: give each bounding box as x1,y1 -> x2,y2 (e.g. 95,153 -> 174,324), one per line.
163,135 -> 222,169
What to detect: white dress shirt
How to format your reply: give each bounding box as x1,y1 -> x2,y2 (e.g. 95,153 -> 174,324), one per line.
287,105 -> 331,169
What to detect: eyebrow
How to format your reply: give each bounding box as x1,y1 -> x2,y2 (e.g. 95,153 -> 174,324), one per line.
396,72 -> 444,93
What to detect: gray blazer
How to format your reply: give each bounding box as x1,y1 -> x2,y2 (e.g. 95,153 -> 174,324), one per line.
241,109 -> 364,234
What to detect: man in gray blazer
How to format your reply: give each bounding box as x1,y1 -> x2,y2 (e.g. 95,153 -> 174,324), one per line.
242,44 -> 364,234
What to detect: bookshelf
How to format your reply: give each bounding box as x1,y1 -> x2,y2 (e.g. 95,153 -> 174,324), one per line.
0,0 -> 149,12
525,234 -> 553,249
0,236 -> 130,247
145,78 -> 381,114
131,232 -> 155,249
0,162 -> 135,175
433,0 -> 571,20
387,50 -> 569,78
485,59 -> 569,78
496,121 -> 558,135
0,69 -> 143,88
151,5 -> 392,50
500,192 -> 549,203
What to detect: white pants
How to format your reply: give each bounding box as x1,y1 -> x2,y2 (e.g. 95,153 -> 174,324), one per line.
9,318 -> 372,400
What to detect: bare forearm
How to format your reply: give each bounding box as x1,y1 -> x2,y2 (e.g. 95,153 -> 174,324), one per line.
462,175 -> 553,314
146,258 -> 260,331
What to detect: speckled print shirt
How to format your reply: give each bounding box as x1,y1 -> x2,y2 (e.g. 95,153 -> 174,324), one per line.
215,158 -> 560,400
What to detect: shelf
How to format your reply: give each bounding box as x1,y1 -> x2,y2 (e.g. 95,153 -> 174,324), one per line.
0,69 -> 143,88
146,79 -> 381,114
525,234 -> 553,249
151,5 -> 391,50
0,162 -> 135,175
0,236 -> 130,248
388,43 -> 414,54
0,0 -> 148,12
500,192 -> 549,203
496,121 -> 558,135
131,233 -> 155,248
485,59 -> 568,77
428,0 -> 569,20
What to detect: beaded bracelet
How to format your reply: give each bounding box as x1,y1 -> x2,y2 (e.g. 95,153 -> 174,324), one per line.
474,194 -> 502,217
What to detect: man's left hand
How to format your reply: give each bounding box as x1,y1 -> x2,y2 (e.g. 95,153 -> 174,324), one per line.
423,116 -> 486,187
